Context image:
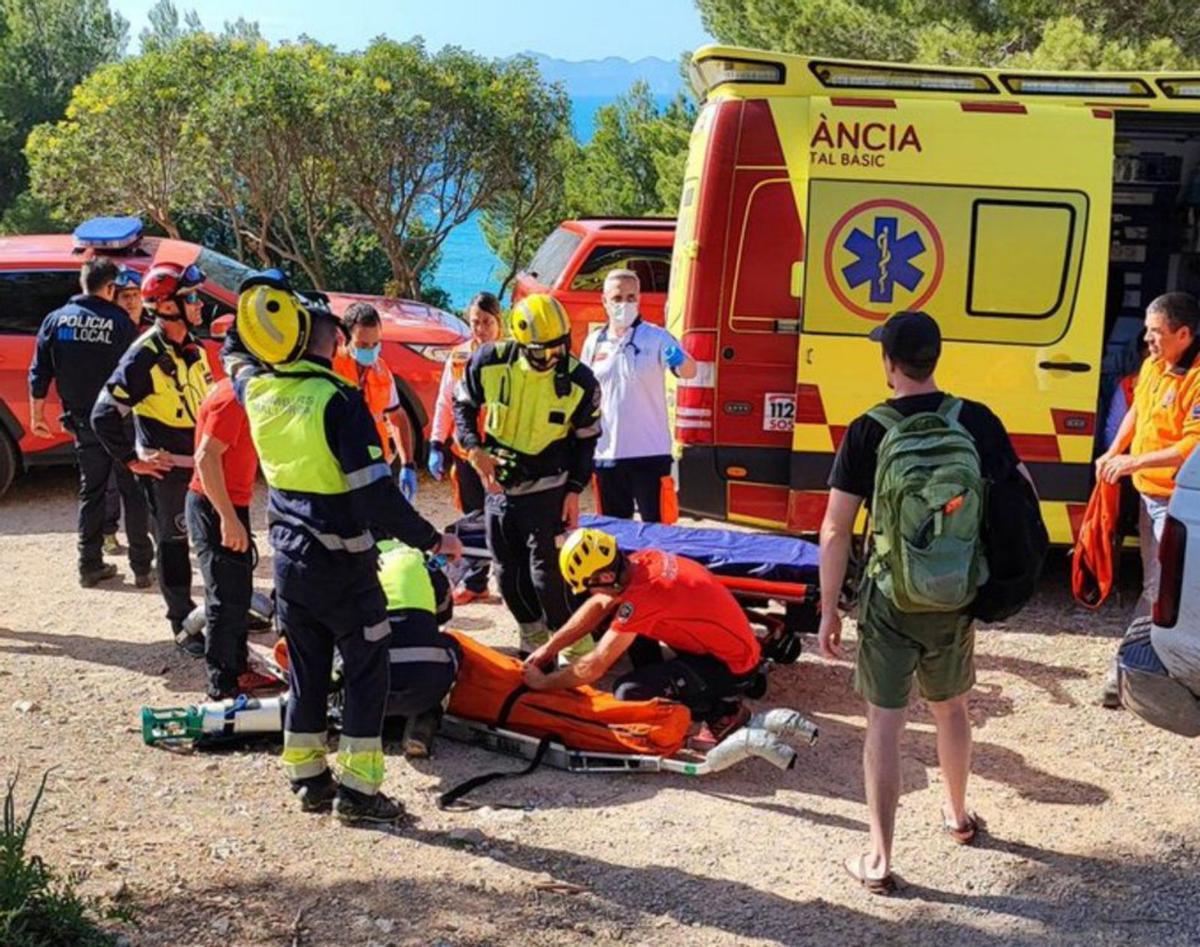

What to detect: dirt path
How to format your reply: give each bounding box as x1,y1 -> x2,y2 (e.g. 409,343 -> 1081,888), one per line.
1,469 -> 1197,946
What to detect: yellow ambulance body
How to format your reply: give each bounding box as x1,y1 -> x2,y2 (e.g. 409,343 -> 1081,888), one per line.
669,46 -> 1200,543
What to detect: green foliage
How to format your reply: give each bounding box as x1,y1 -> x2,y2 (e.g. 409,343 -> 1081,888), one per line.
695,0 -> 1200,68
479,64 -> 573,295
0,772 -> 134,946
0,0 -> 126,214
564,82 -> 695,219
24,29 -> 561,301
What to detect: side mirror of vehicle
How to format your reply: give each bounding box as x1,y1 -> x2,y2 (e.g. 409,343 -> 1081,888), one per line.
210,313 -> 234,340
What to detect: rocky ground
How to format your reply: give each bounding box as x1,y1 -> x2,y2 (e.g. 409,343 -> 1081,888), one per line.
0,467 -> 1197,946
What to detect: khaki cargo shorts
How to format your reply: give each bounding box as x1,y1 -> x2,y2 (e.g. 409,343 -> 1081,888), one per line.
853,579 -> 975,709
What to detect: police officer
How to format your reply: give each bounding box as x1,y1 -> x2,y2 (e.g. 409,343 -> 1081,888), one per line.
92,263 -> 212,653
28,257 -> 153,588
453,293 -> 601,656
234,271 -> 462,825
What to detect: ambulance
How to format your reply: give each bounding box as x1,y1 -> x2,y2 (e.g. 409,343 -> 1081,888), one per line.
669,45 -> 1200,544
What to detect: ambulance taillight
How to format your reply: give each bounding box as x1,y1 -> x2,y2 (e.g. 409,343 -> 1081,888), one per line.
676,331 -> 717,445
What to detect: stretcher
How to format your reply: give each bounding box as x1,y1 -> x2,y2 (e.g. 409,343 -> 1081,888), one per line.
446,512 -> 823,665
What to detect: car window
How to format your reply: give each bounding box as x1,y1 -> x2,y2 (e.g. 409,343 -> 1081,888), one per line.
0,270 -> 81,335
569,245 -> 672,293
194,247 -> 257,295
524,228 -> 583,287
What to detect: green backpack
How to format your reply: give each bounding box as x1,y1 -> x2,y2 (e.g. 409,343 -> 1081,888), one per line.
866,396 -> 988,613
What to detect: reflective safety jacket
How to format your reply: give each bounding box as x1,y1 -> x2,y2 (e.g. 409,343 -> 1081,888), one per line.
332,348 -> 401,463
1131,342 -> 1200,498
376,542 -> 461,717
236,357 -> 439,566
452,341 -> 601,495
92,327 -> 212,466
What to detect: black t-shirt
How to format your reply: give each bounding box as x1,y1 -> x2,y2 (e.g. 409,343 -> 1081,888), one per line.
828,392 -> 1020,503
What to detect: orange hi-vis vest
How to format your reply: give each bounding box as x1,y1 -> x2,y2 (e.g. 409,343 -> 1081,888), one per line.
333,349 -> 399,463
1131,344 -> 1200,498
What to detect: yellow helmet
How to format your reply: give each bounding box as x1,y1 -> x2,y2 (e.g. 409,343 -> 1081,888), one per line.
509,294 -> 570,348
559,527 -> 619,594
236,283 -> 311,366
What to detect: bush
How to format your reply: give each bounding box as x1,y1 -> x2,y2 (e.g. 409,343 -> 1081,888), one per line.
0,771 -> 134,946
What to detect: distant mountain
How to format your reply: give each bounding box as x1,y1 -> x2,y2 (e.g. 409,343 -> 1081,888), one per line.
521,51 -> 684,98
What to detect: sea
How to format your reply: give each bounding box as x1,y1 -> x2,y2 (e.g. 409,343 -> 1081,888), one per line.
432,93 -> 670,311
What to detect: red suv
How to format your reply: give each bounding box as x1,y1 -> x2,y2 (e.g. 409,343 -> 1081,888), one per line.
512,218 -> 675,353
0,225 -> 467,497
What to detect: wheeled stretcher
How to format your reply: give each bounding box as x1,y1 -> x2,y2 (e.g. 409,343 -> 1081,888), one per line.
446,512 -> 822,666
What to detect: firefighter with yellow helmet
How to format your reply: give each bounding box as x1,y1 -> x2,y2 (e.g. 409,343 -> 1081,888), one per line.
233,269 -> 462,825
453,294 -> 602,656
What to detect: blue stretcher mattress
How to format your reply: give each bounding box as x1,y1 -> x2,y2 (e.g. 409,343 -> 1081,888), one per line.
579,515 -> 819,584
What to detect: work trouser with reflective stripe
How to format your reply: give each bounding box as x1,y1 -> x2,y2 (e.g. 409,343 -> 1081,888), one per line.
275,544 -> 391,795
384,609 -> 462,718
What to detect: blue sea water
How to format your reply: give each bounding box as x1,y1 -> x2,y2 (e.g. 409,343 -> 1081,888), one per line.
432,94 -> 671,311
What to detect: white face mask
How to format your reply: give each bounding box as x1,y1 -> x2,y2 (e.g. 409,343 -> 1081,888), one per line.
607,300 -> 638,331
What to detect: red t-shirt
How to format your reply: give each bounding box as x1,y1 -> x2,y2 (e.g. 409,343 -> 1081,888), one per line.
189,378 -> 258,508
610,550 -> 761,675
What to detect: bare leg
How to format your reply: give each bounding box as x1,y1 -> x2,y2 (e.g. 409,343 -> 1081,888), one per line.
858,702 -> 907,877
927,693 -> 972,828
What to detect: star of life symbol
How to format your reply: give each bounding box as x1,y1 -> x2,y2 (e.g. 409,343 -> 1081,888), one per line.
841,217 -> 926,304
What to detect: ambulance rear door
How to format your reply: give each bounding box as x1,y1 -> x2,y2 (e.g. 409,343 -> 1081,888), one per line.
792,93 -> 1113,542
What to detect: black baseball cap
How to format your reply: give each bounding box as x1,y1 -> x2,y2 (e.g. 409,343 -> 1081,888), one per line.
868,311 -> 941,369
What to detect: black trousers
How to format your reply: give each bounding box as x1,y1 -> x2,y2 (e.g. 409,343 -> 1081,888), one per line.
74,423 -> 152,576
275,549 -> 390,741
613,649 -> 744,724
186,491 -> 253,697
140,467 -> 195,627
485,487 -> 572,630
450,453 -> 490,593
103,470 -> 120,535
595,455 -> 672,522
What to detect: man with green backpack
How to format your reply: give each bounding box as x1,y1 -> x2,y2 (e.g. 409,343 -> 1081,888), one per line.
817,311 -> 1026,895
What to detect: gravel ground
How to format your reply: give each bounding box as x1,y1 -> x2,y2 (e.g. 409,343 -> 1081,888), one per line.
1,467 -> 1198,946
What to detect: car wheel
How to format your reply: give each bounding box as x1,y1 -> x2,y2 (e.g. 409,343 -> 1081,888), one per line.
0,428 -> 18,499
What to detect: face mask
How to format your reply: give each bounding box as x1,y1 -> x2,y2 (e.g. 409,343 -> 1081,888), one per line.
352,343 -> 381,366
608,301 -> 638,331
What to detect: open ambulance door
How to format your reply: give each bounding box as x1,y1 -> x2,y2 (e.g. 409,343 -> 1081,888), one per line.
789,97 -> 1114,543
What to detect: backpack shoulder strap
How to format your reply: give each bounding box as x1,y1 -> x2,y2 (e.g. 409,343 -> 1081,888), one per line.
866,403 -> 904,431
936,395 -> 964,424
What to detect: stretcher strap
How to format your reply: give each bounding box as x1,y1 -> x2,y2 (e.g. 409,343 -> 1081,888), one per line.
437,733 -> 554,810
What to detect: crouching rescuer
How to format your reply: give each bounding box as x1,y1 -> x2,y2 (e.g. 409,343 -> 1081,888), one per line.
233,270 -> 462,825
521,528 -> 764,748
452,294 -> 601,657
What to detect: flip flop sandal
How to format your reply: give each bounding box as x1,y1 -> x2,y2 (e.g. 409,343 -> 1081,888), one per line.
943,811 -> 983,845
843,854 -> 897,896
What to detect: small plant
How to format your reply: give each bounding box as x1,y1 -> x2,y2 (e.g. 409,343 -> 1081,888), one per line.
0,771 -> 135,946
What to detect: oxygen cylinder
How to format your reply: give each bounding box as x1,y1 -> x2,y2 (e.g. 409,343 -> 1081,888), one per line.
141,694 -> 288,745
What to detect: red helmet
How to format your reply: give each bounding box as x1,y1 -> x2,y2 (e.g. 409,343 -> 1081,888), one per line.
141,262 -> 205,308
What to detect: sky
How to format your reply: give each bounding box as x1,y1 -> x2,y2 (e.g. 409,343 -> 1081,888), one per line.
111,0 -> 714,61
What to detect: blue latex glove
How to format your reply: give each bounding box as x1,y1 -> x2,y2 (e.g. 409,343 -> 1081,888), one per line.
428,442 -> 446,480
399,465 -> 419,502
663,343 -> 685,371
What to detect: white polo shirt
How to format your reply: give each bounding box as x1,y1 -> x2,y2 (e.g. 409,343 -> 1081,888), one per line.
580,319 -> 679,462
